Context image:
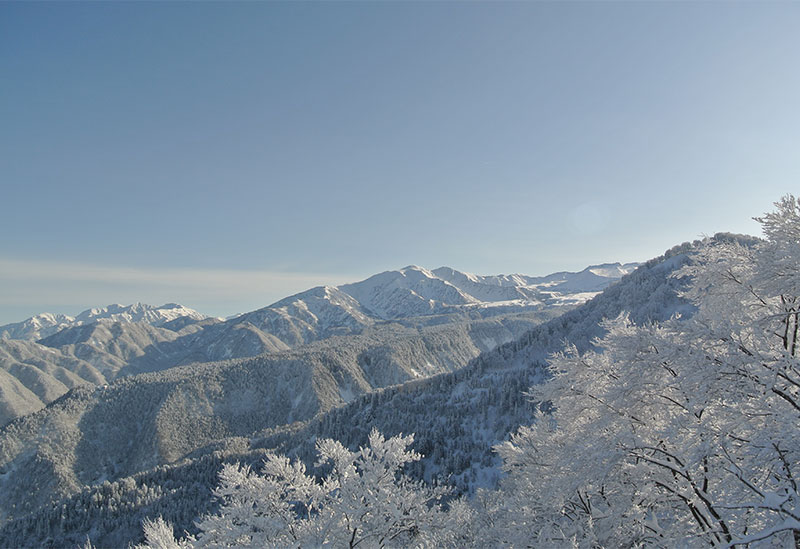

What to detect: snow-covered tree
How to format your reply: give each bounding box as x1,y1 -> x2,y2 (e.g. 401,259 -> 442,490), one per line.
138,429 -> 472,548
136,517 -> 190,549
486,196 -> 800,547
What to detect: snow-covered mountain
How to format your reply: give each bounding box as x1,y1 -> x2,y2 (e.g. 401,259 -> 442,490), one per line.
0,303 -> 209,341
0,264 -> 633,346
339,266 -> 479,319
337,263 -> 639,319
533,262 -> 642,294
165,263 -> 638,359
0,264 -> 637,428
0,313 -> 75,342
72,302 -> 208,327
0,251 -> 691,548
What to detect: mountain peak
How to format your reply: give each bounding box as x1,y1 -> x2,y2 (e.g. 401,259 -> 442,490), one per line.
0,303 -> 209,341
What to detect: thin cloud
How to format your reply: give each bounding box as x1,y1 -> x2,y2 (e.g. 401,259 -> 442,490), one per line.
0,258 -> 346,287
0,258 -> 357,319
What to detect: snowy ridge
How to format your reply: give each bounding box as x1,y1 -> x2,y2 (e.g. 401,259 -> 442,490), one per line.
339,266 -> 478,319
194,263 -> 638,354
0,263 -> 635,427
72,303 -> 208,327
234,286 -> 373,346
337,263 -> 638,320
0,264 -> 634,344
0,303 -> 209,341
0,313 -> 75,342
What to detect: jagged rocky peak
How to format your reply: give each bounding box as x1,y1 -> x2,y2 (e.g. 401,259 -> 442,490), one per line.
0,313 -> 76,341
72,302 -> 208,326
0,312 -> 76,341
0,303 -> 210,341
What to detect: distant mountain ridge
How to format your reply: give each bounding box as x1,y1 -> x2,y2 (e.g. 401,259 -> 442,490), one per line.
0,303 -> 209,341
0,263 -> 636,428
241,262 -> 640,338
0,264 -> 636,345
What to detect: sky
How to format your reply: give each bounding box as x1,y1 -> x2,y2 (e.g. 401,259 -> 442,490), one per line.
2,2 -> 800,323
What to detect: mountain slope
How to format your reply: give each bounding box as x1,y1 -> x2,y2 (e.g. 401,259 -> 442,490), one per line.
0,340 -> 106,426
0,313 -> 544,526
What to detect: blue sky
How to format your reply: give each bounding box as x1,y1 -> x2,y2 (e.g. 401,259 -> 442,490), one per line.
2,2 -> 799,323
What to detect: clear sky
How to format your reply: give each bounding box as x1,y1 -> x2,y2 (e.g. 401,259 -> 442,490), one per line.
2,1 -> 799,323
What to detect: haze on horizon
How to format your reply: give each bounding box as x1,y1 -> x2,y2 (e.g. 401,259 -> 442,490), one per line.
2,1 -> 799,324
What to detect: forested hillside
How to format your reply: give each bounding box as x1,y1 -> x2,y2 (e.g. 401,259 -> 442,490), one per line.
0,313 -> 543,538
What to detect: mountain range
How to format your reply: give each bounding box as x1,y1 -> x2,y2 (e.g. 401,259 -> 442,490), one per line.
0,260 -> 652,547
0,303 -> 210,342
0,263 -> 636,427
